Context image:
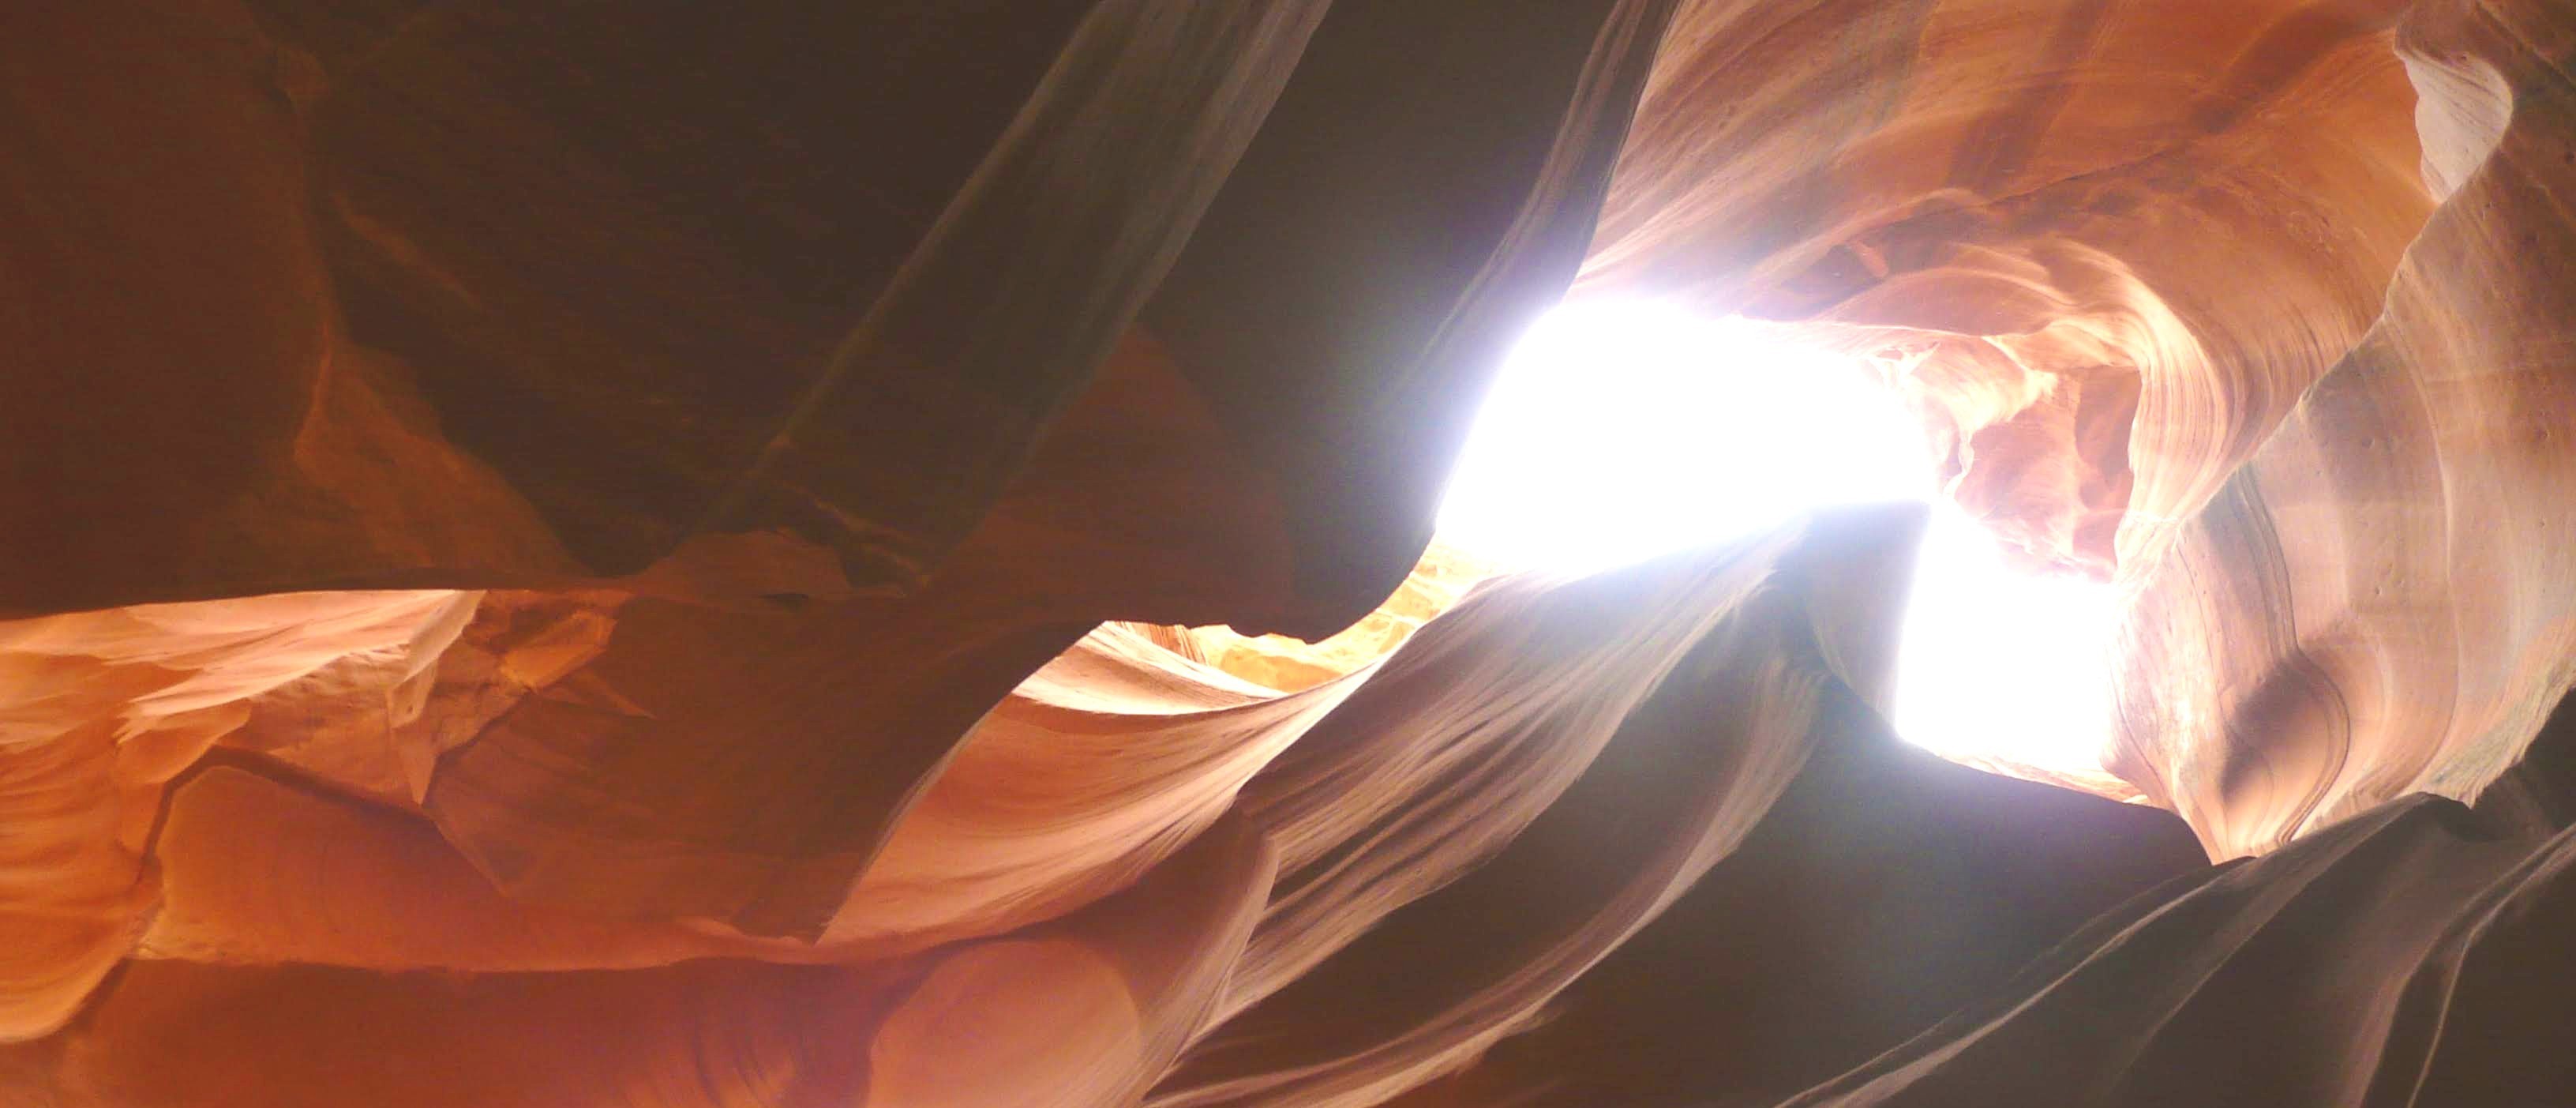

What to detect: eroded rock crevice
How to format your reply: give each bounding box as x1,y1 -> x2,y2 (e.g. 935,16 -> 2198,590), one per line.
6,1 -> 2576,1104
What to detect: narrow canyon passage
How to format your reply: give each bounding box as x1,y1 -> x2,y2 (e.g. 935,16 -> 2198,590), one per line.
1433,301 -> 2122,776
6,2 -> 2576,1106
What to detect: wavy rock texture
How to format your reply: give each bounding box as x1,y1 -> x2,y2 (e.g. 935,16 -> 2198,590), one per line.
1588,0 -> 2576,858
0,508 -> 2206,1107
2105,0 -> 2576,858
9,1 -> 2576,1106
1588,0 -> 2436,581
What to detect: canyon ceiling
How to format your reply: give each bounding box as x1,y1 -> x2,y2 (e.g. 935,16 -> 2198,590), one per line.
6,1 -> 2576,1106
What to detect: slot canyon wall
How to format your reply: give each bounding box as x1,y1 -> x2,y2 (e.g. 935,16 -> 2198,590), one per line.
3,1 -> 2575,1106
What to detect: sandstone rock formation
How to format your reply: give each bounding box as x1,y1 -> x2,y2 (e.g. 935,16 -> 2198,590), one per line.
1587,0 -> 2576,861
1139,543 -> 1500,693
6,1 -> 2576,1106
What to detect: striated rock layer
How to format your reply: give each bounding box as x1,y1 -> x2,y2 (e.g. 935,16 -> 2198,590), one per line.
1588,0 -> 2576,858
0,507 -> 2206,1108
6,1 -> 2576,1106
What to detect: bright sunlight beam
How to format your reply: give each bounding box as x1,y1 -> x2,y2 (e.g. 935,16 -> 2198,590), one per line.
1434,301 -> 2117,773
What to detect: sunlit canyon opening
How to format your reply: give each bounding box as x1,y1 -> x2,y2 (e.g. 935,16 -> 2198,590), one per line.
1437,300 -> 2117,774
21,3 -> 2576,1103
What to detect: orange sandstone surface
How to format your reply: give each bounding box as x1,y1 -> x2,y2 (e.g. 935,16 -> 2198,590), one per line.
5,2 -> 2576,1106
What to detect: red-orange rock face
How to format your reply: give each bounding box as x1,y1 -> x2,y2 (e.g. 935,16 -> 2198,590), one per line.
7,1 -> 2576,1105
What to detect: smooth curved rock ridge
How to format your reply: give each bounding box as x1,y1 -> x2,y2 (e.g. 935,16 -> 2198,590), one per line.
2103,0 -> 2576,858
0,508 -> 2192,1108
127,596 -> 1352,977
1143,505 -> 2202,1108
1766,785 -> 2576,1106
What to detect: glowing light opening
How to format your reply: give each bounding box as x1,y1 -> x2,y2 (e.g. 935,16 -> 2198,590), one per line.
1434,301 -> 2117,773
